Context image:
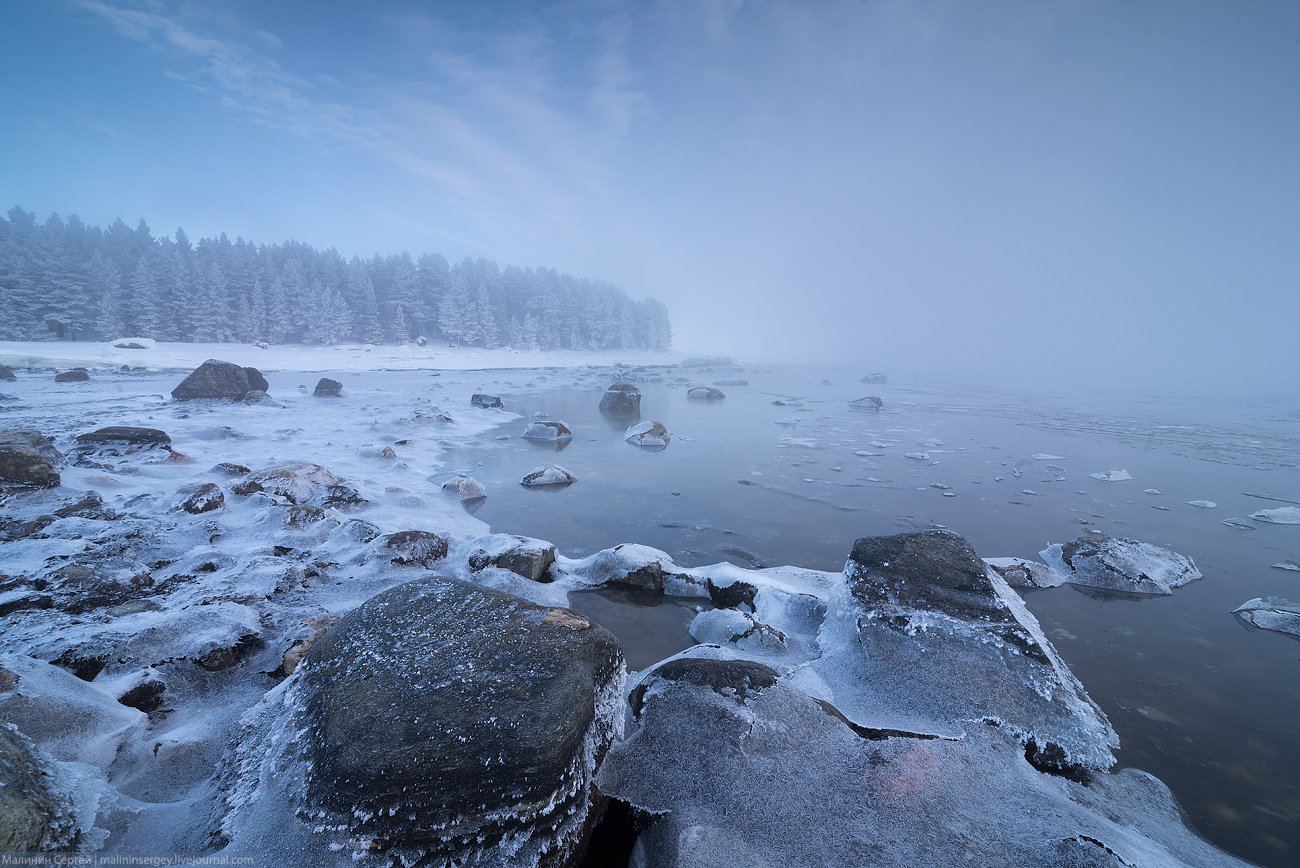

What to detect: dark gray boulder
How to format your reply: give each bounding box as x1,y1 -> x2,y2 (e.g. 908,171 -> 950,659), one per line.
382,530 -> 449,567
0,366 -> 15,381
467,534 -> 557,582
70,427 -> 173,467
177,482 -> 224,514
312,377 -> 342,397
0,725 -> 76,852
599,383 -> 641,415
53,368 -> 89,383
471,393 -> 503,409
76,426 -> 171,448
847,530 -> 1007,623
296,576 -> 624,864
243,367 -> 269,392
0,430 -> 63,488
171,359 -> 255,400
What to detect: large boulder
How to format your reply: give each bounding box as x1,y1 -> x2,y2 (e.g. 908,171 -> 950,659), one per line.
171,360 -> 259,400
243,367 -> 269,392
289,577 -> 625,864
850,395 -> 883,410
70,427 -> 174,467
599,383 -> 641,415
53,369 -> 89,383
312,378 -> 341,397
467,534 -> 557,582
0,725 -> 77,852
0,430 -> 64,488
523,420 -> 573,441
382,530 -> 449,567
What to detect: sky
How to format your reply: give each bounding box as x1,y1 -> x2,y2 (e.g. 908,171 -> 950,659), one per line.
1,0 -> 1298,393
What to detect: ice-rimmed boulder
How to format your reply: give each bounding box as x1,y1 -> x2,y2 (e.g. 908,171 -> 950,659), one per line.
625,420 -> 671,449
382,530 -> 449,568
1039,532 -> 1201,596
230,462 -> 365,509
521,464 -> 576,488
0,430 -> 64,488
467,533 -> 557,582
0,365 -> 15,381
523,420 -> 573,441
1233,597 -> 1300,637
471,393 -> 503,409
54,369 -> 89,383
815,530 -> 1118,772
599,383 -> 641,415
441,474 -> 487,501
215,576 -> 625,867
687,386 -> 725,401
595,647 -> 1247,867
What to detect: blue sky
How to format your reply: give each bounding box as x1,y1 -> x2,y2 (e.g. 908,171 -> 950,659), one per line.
2,0 -> 1298,391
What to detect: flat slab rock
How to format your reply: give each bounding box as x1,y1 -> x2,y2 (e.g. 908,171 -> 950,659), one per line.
283,576 -> 624,863
1039,531 -> 1201,596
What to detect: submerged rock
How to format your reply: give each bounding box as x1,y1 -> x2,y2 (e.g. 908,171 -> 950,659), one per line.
1233,597 -> 1300,637
625,420 -> 671,448
1039,532 -> 1201,596
850,395 -> 883,410
599,383 -> 641,415
687,386 -> 725,401
523,420 -> 573,441
53,369 -> 89,383
441,474 -> 487,500
171,359 -> 260,400
521,464 -> 576,487
1089,469 -> 1133,482
312,378 -> 342,397
222,577 -> 625,865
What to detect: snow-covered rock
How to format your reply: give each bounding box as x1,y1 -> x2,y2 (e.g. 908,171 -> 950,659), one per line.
0,430 -> 63,488
599,383 -> 641,415
520,464 -> 576,487
1089,469 -> 1133,482
1186,500 -> 1217,508
470,392 -> 503,409
1233,597 -> 1300,637
687,386 -> 725,401
523,420 -> 573,441
624,420 -> 671,448
171,359 -> 265,401
850,395 -> 883,410
984,556 -> 1067,589
441,474 -> 487,501
1039,532 -> 1201,596
467,533 -> 557,583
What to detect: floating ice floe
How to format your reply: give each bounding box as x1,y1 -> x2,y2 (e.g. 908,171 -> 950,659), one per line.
1251,507 -> 1300,525
904,451 -> 929,461
1270,561 -> 1300,572
1186,500 -> 1217,509
870,441 -> 893,448
1032,453 -> 1066,460
1233,597 -> 1300,637
1144,489 -> 1162,495
1040,532 -> 1201,596
1221,517 -> 1256,530
917,438 -> 944,447
1089,469 -> 1133,482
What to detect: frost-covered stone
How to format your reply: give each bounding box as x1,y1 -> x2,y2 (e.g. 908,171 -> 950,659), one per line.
625,420 -> 671,448
0,724 -> 78,852
1039,532 -> 1201,596
467,533 -> 557,582
984,557 -> 1066,589
521,464 -> 576,487
54,369 -> 89,383
1250,506 -> 1300,525
171,359 -> 259,400
220,577 -> 624,866
687,386 -> 725,400
850,395 -> 883,410
1233,597 -> 1300,637
441,474 -> 487,500
70,426 -> 174,467
689,609 -> 786,649
822,530 -> 1118,771
597,651 -> 1246,867
382,530 -> 449,567
177,482 -> 224,514
523,420 -> 573,441
471,392 -> 503,408
599,383 -> 641,415
0,430 -> 63,488
569,544 -> 672,596
0,365 -> 15,381
230,461 -> 363,508
311,377 -> 342,397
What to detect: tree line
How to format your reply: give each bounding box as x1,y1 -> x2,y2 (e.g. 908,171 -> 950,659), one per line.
0,206 -> 673,351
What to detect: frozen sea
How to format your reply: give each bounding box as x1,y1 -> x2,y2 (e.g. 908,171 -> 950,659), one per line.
1,349 -> 1297,865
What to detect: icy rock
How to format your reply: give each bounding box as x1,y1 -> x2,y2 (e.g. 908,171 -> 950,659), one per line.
917,438 -> 944,448
382,530 -> 449,568
171,359 -> 263,400
230,461 -> 358,508
1089,469 -> 1133,482
1250,506 -> 1300,525
850,396 -> 883,410
54,369 -> 89,383
441,474 -> 487,501
823,530 -> 1118,771
224,576 -> 624,866
860,372 -> 888,384
0,724 -> 78,852
0,430 -> 63,488
244,367 -> 269,391
116,678 -> 166,713
521,464 -> 577,487
468,534 -> 557,583
984,557 -> 1067,589
274,615 -> 341,678
599,383 -> 642,416
904,451 -> 929,461
570,543 -> 673,597
111,337 -> 153,349
597,654 -> 1246,867
689,609 -> 787,649
470,392 -> 503,409
687,387 -> 725,401
625,420 -> 671,448
177,482 -> 224,515
1040,532 -> 1201,596
1233,597 -> 1300,637
70,426 -> 174,467
523,420 -> 574,441
311,377 -> 342,397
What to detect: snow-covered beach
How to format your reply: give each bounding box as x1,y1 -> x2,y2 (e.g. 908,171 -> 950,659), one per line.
1,341 -> 1295,865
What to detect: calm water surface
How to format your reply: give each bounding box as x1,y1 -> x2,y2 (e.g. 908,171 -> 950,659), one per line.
443,362 -> 1299,867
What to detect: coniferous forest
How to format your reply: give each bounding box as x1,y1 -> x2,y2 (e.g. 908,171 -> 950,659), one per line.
0,206 -> 673,351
